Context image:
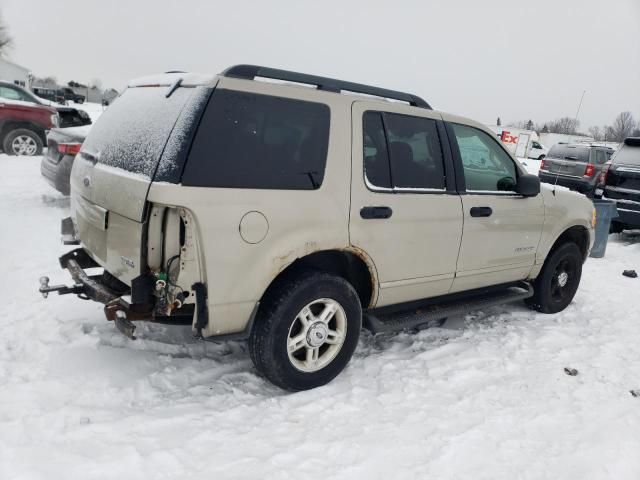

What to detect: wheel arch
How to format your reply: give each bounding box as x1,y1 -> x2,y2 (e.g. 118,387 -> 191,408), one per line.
548,225 -> 590,262
0,121 -> 47,144
259,248 -> 379,310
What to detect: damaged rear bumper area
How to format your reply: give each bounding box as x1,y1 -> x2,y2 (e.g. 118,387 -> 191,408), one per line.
39,248 -> 196,339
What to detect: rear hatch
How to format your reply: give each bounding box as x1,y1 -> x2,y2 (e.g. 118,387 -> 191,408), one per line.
70,78 -> 213,284
604,140 -> 640,206
542,144 -> 591,177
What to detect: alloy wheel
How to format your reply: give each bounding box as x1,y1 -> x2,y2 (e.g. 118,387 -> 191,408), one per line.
287,298 -> 347,373
11,135 -> 38,156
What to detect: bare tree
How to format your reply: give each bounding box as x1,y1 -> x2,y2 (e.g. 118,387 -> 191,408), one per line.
507,120 -> 529,129
0,14 -> 12,56
89,78 -> 103,90
604,125 -> 616,142
609,112 -> 636,142
545,117 -> 579,135
588,126 -> 603,141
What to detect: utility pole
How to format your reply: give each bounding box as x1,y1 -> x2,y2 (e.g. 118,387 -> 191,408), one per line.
574,90 -> 586,130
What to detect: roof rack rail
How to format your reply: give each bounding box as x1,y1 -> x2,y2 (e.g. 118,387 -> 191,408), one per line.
222,64 -> 432,109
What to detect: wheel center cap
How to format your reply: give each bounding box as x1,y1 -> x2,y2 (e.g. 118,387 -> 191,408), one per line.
307,322 -> 328,347
558,271 -> 569,287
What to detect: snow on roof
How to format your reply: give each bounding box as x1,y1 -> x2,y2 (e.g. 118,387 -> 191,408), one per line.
0,97 -> 42,108
127,72 -> 218,88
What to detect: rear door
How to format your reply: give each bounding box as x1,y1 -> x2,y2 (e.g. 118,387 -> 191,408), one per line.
349,102 -> 463,307
445,120 -> 544,292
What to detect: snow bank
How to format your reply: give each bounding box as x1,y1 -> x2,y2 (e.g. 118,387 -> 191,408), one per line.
1,155 -> 640,479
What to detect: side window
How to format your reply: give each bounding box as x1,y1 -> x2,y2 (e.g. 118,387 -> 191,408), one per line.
183,89 -> 330,190
362,111 -> 446,191
0,86 -> 22,101
384,113 -> 445,190
532,141 -> 541,149
451,123 -> 518,192
363,112 -> 391,189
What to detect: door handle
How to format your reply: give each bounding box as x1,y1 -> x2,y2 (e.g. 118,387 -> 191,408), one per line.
360,206 -> 393,219
470,206 -> 493,217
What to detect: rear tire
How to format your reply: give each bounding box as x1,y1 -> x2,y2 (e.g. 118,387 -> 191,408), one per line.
3,128 -> 43,156
526,243 -> 583,313
610,221 -> 624,234
538,155 -> 546,160
249,272 -> 362,391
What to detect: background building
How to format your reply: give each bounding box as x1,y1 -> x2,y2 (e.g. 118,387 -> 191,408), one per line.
0,57 -> 31,87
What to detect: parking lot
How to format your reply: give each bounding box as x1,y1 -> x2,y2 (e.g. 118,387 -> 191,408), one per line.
2,154 -> 640,479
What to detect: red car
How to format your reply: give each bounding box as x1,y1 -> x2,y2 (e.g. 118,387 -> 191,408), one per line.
0,97 -> 59,156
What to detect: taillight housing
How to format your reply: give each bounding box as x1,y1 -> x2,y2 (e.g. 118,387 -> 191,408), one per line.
598,163 -> 611,185
583,163 -> 595,177
539,159 -> 546,170
57,142 -> 82,156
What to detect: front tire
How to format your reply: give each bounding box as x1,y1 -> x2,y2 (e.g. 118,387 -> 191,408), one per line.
249,272 -> 362,391
527,243 -> 583,313
3,128 -> 44,156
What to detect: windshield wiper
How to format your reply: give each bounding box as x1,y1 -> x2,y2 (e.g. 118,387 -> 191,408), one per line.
303,171 -> 320,189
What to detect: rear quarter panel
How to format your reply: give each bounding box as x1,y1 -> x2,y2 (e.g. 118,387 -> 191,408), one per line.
146,78 -> 354,336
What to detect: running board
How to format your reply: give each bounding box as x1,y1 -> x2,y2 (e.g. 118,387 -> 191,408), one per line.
363,282 -> 534,334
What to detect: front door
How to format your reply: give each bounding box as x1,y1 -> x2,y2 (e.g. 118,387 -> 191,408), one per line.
349,102 -> 463,307
444,120 -> 545,292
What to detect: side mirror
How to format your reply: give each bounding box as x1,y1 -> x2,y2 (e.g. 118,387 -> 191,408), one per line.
517,174 -> 540,197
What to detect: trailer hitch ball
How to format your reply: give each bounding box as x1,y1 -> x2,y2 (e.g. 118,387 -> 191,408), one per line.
39,276 -> 51,298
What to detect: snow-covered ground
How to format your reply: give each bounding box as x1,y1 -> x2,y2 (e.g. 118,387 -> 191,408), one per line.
519,157 -> 542,175
2,155 -> 640,480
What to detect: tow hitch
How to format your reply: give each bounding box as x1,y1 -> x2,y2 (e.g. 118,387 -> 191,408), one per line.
39,276 -> 86,298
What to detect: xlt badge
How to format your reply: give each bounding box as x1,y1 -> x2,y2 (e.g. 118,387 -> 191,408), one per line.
121,256 -> 135,269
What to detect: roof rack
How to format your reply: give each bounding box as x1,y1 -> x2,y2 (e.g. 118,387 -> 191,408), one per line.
222,64 -> 432,109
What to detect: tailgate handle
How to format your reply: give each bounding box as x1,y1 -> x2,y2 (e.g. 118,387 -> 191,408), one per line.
470,206 -> 493,218
360,206 -> 393,219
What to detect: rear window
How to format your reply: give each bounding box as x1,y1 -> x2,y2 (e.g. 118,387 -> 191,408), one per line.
182,89 -> 330,190
547,144 -> 591,162
81,86 -> 198,178
612,145 -> 640,165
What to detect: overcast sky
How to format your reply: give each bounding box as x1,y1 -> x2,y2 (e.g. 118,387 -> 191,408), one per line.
2,0 -> 639,129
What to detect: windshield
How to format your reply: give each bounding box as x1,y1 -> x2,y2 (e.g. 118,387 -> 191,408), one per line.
547,144 -> 590,162
612,145 -> 640,166
0,84 -> 40,104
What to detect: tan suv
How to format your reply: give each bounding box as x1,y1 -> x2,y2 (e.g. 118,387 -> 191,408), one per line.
39,65 -> 595,390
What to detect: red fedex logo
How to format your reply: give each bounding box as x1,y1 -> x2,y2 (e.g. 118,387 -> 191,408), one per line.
500,131 -> 518,144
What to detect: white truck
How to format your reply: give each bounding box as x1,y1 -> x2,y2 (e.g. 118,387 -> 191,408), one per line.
489,126 -> 548,160
538,133 -> 594,149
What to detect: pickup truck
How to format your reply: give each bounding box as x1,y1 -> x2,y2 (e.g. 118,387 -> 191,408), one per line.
0,97 -> 58,155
